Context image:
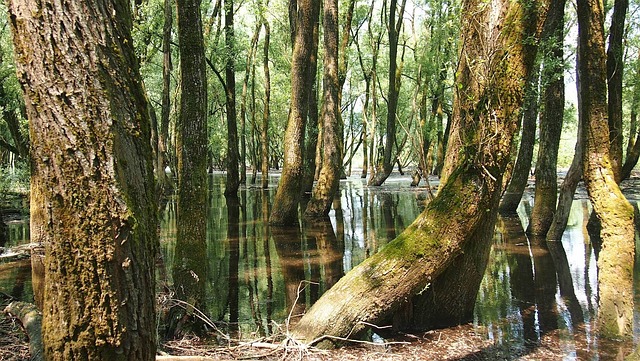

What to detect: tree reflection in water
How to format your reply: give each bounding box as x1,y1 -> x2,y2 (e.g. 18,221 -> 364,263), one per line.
2,174 -> 638,358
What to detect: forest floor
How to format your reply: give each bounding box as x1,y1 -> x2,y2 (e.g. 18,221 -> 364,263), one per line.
2,302 -> 634,361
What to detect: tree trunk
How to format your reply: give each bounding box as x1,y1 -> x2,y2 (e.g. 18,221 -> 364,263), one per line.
171,0 -> 209,338
304,0 -> 340,217
7,0 -> 159,358
606,0 -> 628,183
292,0 -> 545,345
498,64 -> 539,213
224,0 -> 240,195
159,0 -> 174,196
301,13 -> 320,195
270,0 -> 320,225
240,21 -> 261,185
547,48 -> 584,242
527,0 -> 565,236
261,18 -> 271,190
621,55 -> 640,181
577,0 -> 634,339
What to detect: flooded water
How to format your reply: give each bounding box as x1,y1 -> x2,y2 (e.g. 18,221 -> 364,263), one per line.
1,173 -> 639,359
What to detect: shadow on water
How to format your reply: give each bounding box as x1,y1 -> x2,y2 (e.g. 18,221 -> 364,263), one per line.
2,173 -> 640,359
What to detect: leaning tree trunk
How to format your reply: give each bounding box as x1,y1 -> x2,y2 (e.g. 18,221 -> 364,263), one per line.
7,0 -> 159,359
270,0 -> 320,225
304,0 -> 340,217
292,0 -> 546,345
547,39 -> 584,242
577,0 -> 635,339
498,63 -> 540,213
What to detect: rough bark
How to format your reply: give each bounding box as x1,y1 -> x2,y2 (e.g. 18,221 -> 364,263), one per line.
7,0 -> 159,358
301,11 -> 320,196
292,0 -> 545,345
171,0 -> 209,338
224,0 -> 240,195
527,0 -> 565,236
304,0 -> 340,218
270,0 -> 320,225
606,0 -> 628,183
498,64 -> 540,213
577,0 -> 635,339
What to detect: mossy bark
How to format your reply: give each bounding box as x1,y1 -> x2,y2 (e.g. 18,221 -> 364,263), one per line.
7,0 -> 159,359
270,0 -> 320,225
304,0 -> 340,218
171,0 -> 209,338
527,0 -> 565,236
577,0 -> 635,339
292,0 -> 547,345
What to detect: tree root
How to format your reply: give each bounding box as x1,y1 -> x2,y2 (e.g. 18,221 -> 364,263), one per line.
4,301 -> 43,361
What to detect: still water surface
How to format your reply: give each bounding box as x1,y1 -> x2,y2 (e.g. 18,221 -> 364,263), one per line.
2,173 -> 639,359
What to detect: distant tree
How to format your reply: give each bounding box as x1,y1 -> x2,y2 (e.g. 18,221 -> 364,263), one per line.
606,0 -> 629,182
224,0 -> 240,196
368,0 -> 407,186
7,0 -> 158,358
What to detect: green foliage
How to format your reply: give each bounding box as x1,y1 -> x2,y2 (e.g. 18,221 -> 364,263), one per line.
0,162 -> 29,200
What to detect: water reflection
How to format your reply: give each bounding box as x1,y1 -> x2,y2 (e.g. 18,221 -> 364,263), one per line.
2,174 -> 639,358
475,200 -> 633,359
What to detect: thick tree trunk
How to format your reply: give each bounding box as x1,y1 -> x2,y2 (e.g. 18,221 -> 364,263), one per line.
304,0 -> 340,217
292,0 -> 545,345
606,0 -> 628,183
577,0 -> 635,339
270,0 -> 320,225
224,0 -> 240,195
7,0 -> 159,358
527,0 -> 565,236
171,0 -> 209,338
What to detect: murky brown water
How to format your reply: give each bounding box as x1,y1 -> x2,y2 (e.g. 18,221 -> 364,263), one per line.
2,173 -> 639,359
